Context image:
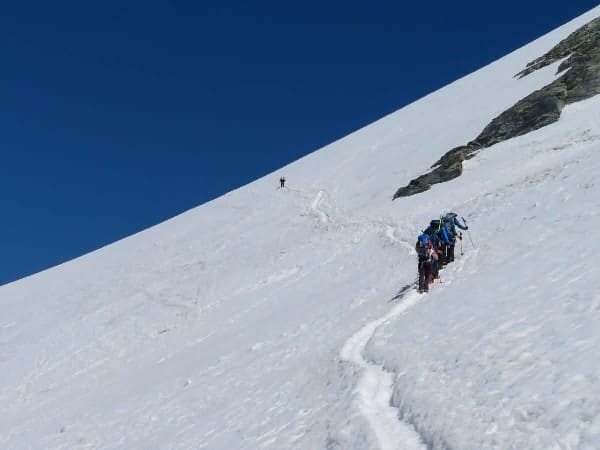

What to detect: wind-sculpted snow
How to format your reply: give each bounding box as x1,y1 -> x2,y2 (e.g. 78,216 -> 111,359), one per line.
2,6 -> 600,450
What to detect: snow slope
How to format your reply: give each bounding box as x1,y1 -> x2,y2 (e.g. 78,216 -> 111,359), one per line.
2,6 -> 600,450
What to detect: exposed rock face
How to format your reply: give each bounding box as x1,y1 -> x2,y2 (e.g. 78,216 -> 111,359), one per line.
516,17 -> 600,78
393,16 -> 600,199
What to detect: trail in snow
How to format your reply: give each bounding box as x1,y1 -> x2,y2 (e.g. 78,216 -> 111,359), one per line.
308,186 -> 424,449
340,290 -> 426,450
311,190 -> 329,224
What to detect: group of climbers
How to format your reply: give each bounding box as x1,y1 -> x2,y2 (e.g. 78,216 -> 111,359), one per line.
415,212 -> 469,293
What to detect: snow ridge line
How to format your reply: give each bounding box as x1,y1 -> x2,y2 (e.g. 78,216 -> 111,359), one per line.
340,290 -> 426,450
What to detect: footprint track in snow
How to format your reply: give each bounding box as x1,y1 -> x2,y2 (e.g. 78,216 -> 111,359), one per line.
340,289 -> 426,450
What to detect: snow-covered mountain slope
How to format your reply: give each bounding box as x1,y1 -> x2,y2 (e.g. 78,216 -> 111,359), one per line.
2,6 -> 600,450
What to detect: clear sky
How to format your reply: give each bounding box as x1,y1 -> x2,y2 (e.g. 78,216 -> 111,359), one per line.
1,1 -> 598,285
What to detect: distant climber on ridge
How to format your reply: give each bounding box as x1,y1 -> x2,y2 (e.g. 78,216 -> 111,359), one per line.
279,176 -> 286,188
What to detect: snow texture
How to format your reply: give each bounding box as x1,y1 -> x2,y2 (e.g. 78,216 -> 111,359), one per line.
1,6 -> 600,450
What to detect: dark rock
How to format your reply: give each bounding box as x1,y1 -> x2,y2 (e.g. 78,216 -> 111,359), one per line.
474,80 -> 567,148
393,155 -> 463,198
432,146 -> 467,169
393,15 -> 600,200
393,144 -> 474,199
516,17 -> 600,79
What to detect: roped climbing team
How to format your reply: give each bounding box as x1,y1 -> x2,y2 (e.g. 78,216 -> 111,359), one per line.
415,212 -> 468,293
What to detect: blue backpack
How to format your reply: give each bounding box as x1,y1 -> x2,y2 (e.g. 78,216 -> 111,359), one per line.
416,234 -> 430,256
443,213 -> 458,237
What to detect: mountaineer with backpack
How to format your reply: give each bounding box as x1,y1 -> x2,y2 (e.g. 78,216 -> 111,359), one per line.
422,223 -> 439,279
415,233 -> 434,293
442,212 -> 468,262
425,219 -> 451,268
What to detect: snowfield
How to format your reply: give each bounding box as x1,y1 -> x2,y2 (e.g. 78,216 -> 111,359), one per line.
370,96 -> 600,449
2,6 -> 600,450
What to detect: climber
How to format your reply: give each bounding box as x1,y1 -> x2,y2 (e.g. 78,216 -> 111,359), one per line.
442,212 -> 468,262
416,233 -> 434,293
279,176 -> 286,188
428,219 -> 451,267
422,223 -> 439,277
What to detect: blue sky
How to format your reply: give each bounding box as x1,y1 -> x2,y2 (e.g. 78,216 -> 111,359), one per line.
1,1 -> 597,285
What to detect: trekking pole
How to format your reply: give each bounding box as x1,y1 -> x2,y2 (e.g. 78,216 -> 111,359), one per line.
460,236 -> 463,255
461,216 -> 476,249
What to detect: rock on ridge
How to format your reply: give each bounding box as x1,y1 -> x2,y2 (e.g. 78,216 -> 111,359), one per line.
393,16 -> 600,199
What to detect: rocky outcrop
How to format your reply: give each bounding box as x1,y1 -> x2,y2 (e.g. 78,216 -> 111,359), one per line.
516,17 -> 600,78
394,145 -> 472,197
393,16 -> 600,199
